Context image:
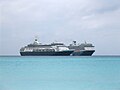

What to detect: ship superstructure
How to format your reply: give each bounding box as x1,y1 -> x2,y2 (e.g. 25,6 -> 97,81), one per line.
68,41 -> 95,56
20,39 -> 73,56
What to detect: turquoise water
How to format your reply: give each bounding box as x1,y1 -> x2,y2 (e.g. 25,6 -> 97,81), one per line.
0,56 -> 120,90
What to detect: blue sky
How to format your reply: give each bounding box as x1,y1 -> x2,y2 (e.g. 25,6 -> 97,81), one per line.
0,0 -> 120,55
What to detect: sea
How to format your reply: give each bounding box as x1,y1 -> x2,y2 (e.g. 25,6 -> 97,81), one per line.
0,56 -> 120,90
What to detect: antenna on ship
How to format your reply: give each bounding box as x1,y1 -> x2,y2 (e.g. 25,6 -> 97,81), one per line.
33,35 -> 40,45
35,35 -> 38,41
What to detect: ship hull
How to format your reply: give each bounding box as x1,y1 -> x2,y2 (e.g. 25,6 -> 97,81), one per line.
71,50 -> 95,56
20,51 -> 73,56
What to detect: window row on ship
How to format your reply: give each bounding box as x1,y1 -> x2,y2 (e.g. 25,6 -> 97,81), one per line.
33,49 -> 55,52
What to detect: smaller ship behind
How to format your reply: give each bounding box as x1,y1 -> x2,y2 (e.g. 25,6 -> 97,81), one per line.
68,41 -> 95,56
20,39 -> 73,56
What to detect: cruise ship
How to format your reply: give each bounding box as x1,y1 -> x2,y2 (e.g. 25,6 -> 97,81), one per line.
68,41 -> 95,56
20,39 -> 74,56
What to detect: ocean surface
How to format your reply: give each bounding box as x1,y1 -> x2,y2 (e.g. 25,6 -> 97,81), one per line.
0,56 -> 120,90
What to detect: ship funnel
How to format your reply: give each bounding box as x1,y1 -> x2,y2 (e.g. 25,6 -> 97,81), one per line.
73,41 -> 76,45
33,36 -> 40,45
35,38 -> 37,41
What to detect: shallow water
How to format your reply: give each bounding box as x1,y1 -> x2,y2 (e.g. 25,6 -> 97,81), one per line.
0,56 -> 120,90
